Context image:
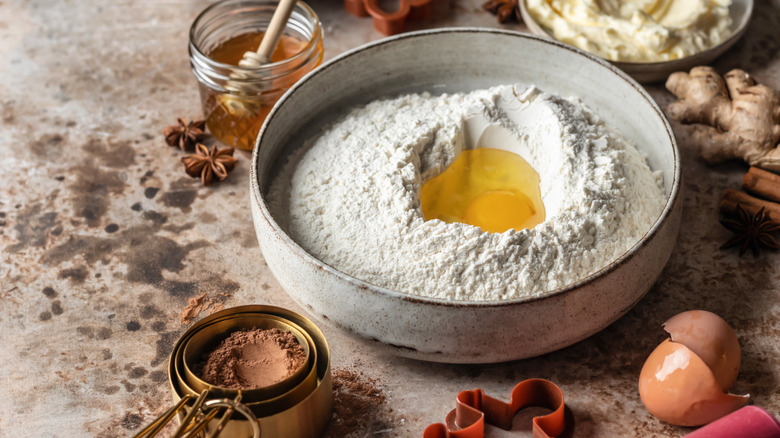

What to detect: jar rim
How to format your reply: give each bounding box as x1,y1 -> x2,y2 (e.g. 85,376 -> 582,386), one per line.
189,0 -> 322,73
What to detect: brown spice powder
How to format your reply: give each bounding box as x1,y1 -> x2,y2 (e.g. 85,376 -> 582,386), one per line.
324,369 -> 400,437
179,293 -> 207,324
197,328 -> 306,390
179,292 -> 231,325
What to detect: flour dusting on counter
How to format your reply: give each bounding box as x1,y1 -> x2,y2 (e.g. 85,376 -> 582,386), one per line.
268,85 -> 666,301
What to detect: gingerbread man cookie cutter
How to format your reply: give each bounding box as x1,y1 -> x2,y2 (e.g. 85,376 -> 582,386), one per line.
423,378 -> 572,438
343,0 -> 434,35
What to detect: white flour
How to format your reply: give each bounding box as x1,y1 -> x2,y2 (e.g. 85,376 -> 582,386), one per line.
268,85 -> 666,301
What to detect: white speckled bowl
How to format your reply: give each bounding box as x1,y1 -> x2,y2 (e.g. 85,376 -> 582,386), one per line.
250,29 -> 682,363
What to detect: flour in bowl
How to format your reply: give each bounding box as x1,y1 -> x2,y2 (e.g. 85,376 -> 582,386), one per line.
268,85 -> 666,301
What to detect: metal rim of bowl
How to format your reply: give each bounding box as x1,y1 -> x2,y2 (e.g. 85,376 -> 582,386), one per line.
172,313 -> 321,415
181,316 -> 313,401
250,27 -> 682,310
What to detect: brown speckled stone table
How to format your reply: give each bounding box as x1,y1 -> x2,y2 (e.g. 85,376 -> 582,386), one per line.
1,0 -> 778,436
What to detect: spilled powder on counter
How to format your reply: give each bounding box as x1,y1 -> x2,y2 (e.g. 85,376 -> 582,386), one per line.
269,84 -> 666,301
179,292 -> 231,325
180,293 -> 208,324
197,328 -> 306,389
324,369 -> 402,437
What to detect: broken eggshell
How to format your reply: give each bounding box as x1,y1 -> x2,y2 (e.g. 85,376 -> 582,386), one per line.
664,310 -> 742,391
638,310 -> 749,427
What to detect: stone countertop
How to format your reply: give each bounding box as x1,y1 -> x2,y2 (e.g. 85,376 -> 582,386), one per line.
1,0 -> 778,436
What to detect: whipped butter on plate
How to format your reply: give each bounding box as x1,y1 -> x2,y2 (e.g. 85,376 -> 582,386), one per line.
525,0 -> 733,62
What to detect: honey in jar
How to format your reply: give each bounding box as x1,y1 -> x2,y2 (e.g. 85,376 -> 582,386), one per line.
189,0 -> 324,150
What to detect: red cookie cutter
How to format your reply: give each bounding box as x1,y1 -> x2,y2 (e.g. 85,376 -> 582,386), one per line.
343,0 -> 433,35
423,378 -> 571,438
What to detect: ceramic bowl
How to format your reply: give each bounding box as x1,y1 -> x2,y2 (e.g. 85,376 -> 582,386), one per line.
250,29 -> 682,363
520,0 -> 754,83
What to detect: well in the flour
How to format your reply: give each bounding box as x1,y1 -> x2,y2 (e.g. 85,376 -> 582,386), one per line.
421,147 -> 545,234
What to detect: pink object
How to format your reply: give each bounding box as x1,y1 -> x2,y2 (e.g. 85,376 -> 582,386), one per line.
684,406 -> 780,438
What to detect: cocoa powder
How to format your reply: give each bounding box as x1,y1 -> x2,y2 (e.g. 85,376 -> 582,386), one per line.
324,369 -> 400,437
196,328 -> 306,390
180,293 -> 207,324
179,292 -> 231,325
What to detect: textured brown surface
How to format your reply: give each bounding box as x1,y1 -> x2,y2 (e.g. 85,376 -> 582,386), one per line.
0,0 -> 778,436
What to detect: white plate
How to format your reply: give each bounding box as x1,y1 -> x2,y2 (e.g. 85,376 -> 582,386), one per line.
520,0 -> 755,83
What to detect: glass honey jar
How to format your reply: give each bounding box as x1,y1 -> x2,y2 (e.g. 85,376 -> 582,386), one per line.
189,0 -> 324,150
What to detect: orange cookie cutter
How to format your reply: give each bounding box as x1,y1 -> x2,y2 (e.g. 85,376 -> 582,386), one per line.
343,0 -> 433,35
423,378 -> 572,438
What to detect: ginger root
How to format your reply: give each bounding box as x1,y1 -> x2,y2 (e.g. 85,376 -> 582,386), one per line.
666,66 -> 780,170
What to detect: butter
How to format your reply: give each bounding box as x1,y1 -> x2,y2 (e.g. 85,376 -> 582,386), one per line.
526,0 -> 733,62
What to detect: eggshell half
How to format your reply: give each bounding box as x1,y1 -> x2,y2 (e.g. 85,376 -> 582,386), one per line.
663,310 -> 741,392
639,339 -> 749,426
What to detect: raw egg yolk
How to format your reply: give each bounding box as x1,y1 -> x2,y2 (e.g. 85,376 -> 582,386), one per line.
420,148 -> 545,233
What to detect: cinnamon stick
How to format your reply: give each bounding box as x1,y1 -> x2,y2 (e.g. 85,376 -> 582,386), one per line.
742,166 -> 780,203
720,188 -> 780,222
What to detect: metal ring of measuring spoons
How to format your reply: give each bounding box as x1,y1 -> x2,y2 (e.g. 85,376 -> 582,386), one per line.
133,390 -> 261,438
202,397 -> 262,438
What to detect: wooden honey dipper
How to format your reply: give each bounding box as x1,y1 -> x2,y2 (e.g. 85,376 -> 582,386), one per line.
221,0 -> 298,115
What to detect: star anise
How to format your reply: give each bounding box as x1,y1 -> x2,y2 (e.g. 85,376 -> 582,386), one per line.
720,204 -> 780,256
483,0 -> 521,23
181,143 -> 238,186
163,117 -> 206,151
